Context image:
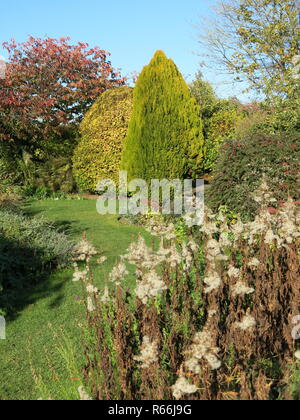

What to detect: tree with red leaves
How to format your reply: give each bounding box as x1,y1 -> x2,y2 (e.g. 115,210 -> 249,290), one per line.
0,37 -> 124,157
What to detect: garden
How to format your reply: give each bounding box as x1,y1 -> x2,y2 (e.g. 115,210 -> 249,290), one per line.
0,0 -> 299,401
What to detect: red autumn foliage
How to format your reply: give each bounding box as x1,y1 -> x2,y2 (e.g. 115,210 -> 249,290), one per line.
0,37 -> 125,149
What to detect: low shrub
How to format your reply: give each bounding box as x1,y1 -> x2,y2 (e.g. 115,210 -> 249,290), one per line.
207,131 -> 300,219
0,208 -> 74,315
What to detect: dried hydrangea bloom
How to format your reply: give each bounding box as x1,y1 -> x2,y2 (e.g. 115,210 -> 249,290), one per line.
231,282 -> 255,297
135,271 -> 167,304
134,336 -> 158,368
172,377 -> 198,400
235,315 -> 256,331
227,265 -> 241,278
87,297 -> 96,313
78,386 -> 92,401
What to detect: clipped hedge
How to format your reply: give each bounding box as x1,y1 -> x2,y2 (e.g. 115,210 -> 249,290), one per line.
206,131 -> 300,219
73,86 -> 133,191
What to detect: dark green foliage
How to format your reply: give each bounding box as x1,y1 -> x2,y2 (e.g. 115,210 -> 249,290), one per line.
190,73 -> 243,172
0,134 -> 76,195
207,131 -> 300,219
122,51 -> 204,181
190,72 -> 218,124
0,208 -> 74,315
0,143 -> 22,192
34,157 -> 76,194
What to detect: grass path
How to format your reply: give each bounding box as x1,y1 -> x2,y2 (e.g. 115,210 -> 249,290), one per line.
0,199 -> 151,400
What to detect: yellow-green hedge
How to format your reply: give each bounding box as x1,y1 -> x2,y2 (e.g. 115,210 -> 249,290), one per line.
73,86 -> 133,191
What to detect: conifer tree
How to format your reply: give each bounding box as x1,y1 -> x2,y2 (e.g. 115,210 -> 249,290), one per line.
122,51 -> 204,181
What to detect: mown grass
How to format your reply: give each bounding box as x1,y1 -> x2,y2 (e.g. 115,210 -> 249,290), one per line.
0,199 -> 152,400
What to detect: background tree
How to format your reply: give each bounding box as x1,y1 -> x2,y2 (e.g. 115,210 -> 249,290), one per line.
198,0 -> 300,100
0,37 -> 124,158
122,50 -> 204,182
189,71 -> 219,123
190,72 -> 244,172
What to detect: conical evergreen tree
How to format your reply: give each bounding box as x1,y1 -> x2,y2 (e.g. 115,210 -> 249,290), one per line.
122,51 -> 204,182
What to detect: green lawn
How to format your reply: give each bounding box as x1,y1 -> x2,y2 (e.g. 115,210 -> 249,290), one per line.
0,199 -> 151,400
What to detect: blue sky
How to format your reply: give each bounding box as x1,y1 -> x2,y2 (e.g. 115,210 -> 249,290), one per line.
0,0 -> 250,100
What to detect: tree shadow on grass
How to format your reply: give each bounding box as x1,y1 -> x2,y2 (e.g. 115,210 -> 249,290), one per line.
0,235 -> 70,322
22,202 -> 85,237
50,220 -> 84,238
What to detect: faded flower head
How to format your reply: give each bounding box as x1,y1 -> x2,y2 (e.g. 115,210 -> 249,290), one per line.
235,315 -> 256,331
87,296 -> 96,313
227,265 -> 241,278
248,258 -> 260,269
231,282 -> 255,297
146,219 -> 176,240
109,262 -> 129,285
204,270 -> 222,294
97,256 -> 107,265
86,284 -> 98,295
100,286 -> 110,303
134,336 -> 158,368
185,329 -> 221,372
72,264 -> 89,283
73,238 -> 98,262
135,271 -> 167,304
172,377 -> 198,400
